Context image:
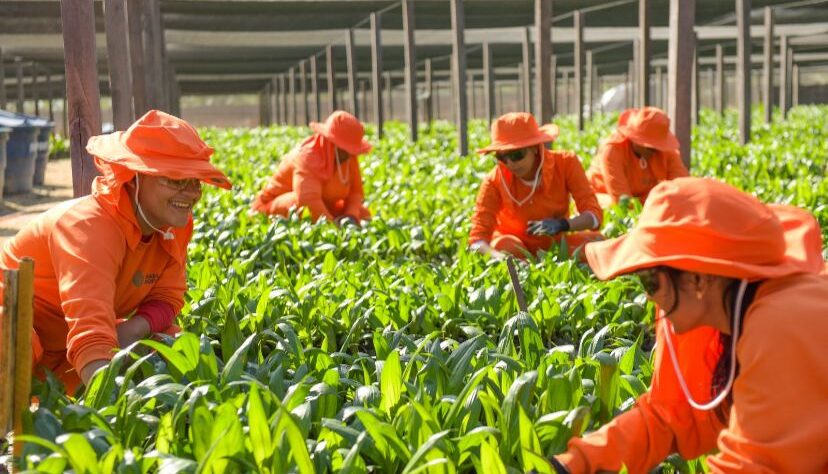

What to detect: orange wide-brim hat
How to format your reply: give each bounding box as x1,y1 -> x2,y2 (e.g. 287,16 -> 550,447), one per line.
477,112 -> 560,154
585,177 -> 825,281
86,110 -> 232,189
310,110 -> 372,156
616,107 -> 679,152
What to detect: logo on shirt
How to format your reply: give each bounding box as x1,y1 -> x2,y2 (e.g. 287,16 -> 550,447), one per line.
132,271 -> 160,287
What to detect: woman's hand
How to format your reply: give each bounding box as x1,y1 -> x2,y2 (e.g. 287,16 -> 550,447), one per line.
470,240 -> 506,260
116,316 -> 151,349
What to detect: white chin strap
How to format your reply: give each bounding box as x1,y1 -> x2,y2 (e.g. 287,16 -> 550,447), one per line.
663,278 -> 748,411
134,175 -> 175,241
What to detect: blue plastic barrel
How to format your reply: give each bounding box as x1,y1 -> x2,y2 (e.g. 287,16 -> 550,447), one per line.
26,116 -> 55,186
0,110 -> 40,194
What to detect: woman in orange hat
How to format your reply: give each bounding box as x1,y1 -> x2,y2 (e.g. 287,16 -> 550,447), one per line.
470,112 -> 603,259
586,107 -> 689,207
0,110 -> 231,394
551,177 -> 828,473
251,110 -> 372,225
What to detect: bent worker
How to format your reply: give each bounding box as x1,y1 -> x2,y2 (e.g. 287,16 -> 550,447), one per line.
469,112 -> 603,259
551,177 -> 828,473
251,110 -> 371,225
0,110 -> 232,394
586,107 -> 689,207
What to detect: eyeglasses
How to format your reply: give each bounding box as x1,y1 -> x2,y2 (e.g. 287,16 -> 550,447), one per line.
634,268 -> 661,295
496,149 -> 528,163
158,176 -> 202,192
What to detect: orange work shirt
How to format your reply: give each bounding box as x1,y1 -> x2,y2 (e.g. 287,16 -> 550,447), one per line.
469,149 -> 602,244
587,136 -> 689,203
559,272 -> 828,473
0,192 -> 188,384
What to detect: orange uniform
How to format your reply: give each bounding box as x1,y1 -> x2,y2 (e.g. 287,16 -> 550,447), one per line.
470,149 -> 603,255
252,111 -> 372,222
559,178 -> 828,473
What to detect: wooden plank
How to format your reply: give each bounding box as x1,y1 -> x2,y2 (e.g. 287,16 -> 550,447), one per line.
288,66 -> 296,125
370,12 -> 384,138
667,0 -> 695,168
346,29 -> 359,118
104,0 -> 134,130
586,50 -> 593,121
715,44 -> 724,114
0,48 -> 6,110
16,58 -> 24,113
310,54 -> 320,122
763,6 -> 774,123
0,269 -> 16,438
425,58 -> 434,126
61,0 -> 102,197
402,0 -> 418,141
450,0 -> 468,155
12,258 -> 34,458
534,0 -> 552,123
736,0 -> 752,145
779,35 -> 790,118
521,27 -> 532,112
127,0 -> 147,117
639,0 -> 650,107
326,45 -> 337,115
574,10 -> 584,130
483,42 -> 495,124
299,59 -> 308,125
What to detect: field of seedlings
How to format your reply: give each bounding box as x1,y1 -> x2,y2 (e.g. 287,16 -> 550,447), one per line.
14,106 -> 828,473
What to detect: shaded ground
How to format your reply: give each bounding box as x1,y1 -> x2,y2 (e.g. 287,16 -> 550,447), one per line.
0,158 -> 73,245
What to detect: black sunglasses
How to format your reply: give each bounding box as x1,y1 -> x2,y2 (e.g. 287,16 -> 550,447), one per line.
634,268 -> 661,295
496,148 -> 528,163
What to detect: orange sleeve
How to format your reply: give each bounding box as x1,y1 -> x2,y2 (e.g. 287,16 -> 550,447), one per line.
293,168 -> 335,222
344,159 -> 366,219
707,295 -> 828,472
469,174 -> 502,244
564,153 -> 603,227
664,150 -> 690,179
598,144 -> 633,202
49,215 -> 125,373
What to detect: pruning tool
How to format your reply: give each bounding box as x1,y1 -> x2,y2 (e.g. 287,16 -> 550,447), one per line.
505,257 -> 529,313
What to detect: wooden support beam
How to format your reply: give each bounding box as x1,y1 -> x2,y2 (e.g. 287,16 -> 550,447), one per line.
667,0 -> 694,168
534,0 -> 552,124
586,50 -> 594,121
469,74 -> 476,119
299,60 -> 308,125
144,0 -> 166,111
46,68 -> 54,121
402,0 -> 418,141
0,48 -> 6,110
360,79 -> 369,123
127,0 -> 147,117
385,71 -> 393,120
627,60 -> 634,109
632,39 -> 639,107
785,45 -> 793,114
639,0 -> 651,107
483,42 -> 495,124
562,70 -> 569,114
104,0 -> 134,130
779,34 -> 789,118
792,63 -> 799,107
736,0 -> 752,144
61,0 -> 102,197
346,29 -> 359,119
521,27 -> 532,112
425,58 -> 434,126
279,74 -> 288,124
326,45 -> 337,115
692,33 -> 699,125
370,12 -> 384,138
715,44 -> 724,114
271,76 -> 279,124
655,66 -> 663,108
32,67 -> 40,116
574,10 -> 584,130
450,0 -> 468,155
310,55 -> 320,122
12,258 -> 34,458
763,6 -> 774,123
550,54 -> 557,115
16,59 -> 24,114
288,67 -> 296,125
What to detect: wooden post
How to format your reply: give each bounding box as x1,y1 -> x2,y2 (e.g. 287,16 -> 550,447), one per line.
346,29 -> 359,118
326,45 -> 337,114
11,258 -> 34,457
143,0 -> 166,111
104,0 -> 134,130
627,60 -> 634,109
425,58 -> 434,126
127,0 -> 147,117
288,67 -> 296,125
450,0 -> 468,155
655,66 -> 663,108
360,79 -> 370,123
574,10 -> 584,130
310,55 -> 320,122
469,74 -> 476,119
483,43 -> 495,124
631,39 -> 639,107
667,0 -> 695,168
785,46 -> 793,115
639,0 -> 651,107
779,35 -> 789,119
692,33 -> 699,125
715,44 -> 724,114
15,58 -> 24,114
0,48 -> 6,110
562,70 -> 569,114
61,0 -> 102,197
762,6 -> 774,123
46,68 -> 54,121
299,60 -> 309,125
792,63 -> 799,107
534,0 -> 552,123
279,74 -> 287,125
385,72 -> 393,120
521,27 -> 532,112
370,12 -> 384,138
32,66 -> 40,116
0,271 -> 16,439
736,0 -> 752,144
586,50 -> 594,121
550,54 -> 557,115
402,0 -> 418,141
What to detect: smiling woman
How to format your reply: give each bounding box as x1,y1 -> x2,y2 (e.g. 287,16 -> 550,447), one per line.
0,110 -> 232,394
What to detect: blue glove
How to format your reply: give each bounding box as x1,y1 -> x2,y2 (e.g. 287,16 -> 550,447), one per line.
527,218 -> 570,236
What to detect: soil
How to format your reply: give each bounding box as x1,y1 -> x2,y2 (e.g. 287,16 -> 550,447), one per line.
0,158 -> 74,245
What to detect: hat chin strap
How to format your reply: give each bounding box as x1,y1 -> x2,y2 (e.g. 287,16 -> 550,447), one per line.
663,278 -> 748,411
134,175 -> 175,241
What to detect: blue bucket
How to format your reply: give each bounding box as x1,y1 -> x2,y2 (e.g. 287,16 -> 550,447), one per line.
0,111 -> 40,195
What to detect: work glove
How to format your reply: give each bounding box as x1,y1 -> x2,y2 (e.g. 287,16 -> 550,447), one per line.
527,218 -> 570,236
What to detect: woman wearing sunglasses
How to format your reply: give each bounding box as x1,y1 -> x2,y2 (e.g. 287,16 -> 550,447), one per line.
551,178 -> 828,473
251,110 -> 371,226
0,110 -> 232,394
469,112 -> 603,259
586,107 -> 689,208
